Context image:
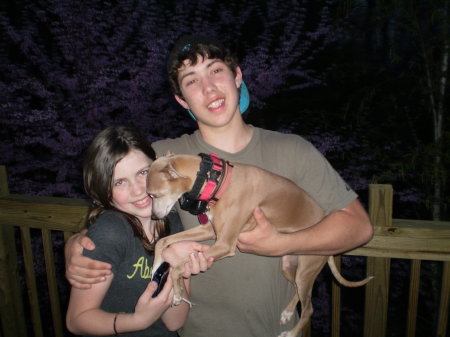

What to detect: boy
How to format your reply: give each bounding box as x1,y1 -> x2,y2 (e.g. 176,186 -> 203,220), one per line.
65,34 -> 373,337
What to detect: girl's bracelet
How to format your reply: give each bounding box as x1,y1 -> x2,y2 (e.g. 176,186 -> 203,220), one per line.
113,312 -> 124,335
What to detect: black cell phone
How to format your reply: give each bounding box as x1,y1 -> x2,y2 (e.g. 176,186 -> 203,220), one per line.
151,262 -> 170,298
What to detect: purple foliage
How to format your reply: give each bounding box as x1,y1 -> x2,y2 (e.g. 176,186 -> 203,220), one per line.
0,0 -> 342,197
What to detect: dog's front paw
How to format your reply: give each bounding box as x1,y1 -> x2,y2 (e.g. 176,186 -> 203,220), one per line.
280,309 -> 294,325
173,294 -> 183,306
277,330 -> 299,337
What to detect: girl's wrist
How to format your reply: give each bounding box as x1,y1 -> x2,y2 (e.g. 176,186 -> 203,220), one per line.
113,312 -> 125,335
114,312 -> 145,334
130,310 -> 160,331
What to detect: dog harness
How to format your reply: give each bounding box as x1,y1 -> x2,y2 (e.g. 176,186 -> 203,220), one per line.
179,153 -> 233,224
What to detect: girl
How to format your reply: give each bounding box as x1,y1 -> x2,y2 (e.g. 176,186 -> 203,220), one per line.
66,126 -> 211,336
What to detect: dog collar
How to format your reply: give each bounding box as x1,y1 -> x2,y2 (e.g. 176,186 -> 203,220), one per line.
179,153 -> 233,224
198,153 -> 230,202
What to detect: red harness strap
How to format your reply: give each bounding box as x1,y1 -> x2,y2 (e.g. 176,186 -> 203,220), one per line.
198,153 -> 224,201
208,160 -> 233,206
196,153 -> 234,224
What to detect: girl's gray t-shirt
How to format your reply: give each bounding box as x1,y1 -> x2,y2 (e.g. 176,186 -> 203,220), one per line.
83,210 -> 182,337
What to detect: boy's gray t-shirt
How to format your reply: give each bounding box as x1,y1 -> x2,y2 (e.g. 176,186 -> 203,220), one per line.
83,210 -> 182,337
153,126 -> 357,337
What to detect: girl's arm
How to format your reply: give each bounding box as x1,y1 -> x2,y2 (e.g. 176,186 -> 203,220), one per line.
66,273 -> 173,335
161,277 -> 190,330
66,250 -> 212,334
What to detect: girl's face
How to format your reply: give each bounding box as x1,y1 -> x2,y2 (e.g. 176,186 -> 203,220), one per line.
112,149 -> 153,226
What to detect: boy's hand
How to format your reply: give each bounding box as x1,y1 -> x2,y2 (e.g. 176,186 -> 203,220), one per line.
64,229 -> 112,289
237,207 -> 283,256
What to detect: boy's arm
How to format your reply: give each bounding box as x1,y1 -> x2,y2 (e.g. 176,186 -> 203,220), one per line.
65,232 -> 213,288
65,230 -> 112,288
237,199 -> 373,256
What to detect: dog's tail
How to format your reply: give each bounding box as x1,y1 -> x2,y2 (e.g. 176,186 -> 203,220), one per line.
327,256 -> 373,287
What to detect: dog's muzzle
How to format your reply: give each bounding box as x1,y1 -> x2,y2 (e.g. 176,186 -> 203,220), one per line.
179,193 -> 208,215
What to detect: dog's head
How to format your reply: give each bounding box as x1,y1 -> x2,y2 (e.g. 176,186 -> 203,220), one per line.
147,154 -> 200,219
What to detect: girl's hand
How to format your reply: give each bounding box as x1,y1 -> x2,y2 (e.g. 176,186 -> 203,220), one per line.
131,276 -> 175,330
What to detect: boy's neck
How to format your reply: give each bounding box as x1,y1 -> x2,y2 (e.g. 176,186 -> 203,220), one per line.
198,119 -> 253,154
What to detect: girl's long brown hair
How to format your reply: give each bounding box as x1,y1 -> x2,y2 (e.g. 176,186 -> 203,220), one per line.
83,125 -> 168,253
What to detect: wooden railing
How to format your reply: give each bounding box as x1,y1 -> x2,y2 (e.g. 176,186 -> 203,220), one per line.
338,185 -> 450,337
0,165 -> 449,337
0,166 -> 89,337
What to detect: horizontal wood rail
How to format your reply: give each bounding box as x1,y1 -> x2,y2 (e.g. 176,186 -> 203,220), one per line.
0,166 -> 449,337
348,220 -> 450,261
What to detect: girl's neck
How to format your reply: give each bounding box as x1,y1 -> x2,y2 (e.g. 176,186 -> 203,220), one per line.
142,219 -> 155,241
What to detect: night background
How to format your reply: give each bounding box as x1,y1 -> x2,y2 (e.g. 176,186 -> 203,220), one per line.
1,0 -> 449,336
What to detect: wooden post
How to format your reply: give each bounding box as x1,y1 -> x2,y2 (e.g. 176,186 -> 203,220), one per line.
406,260 -> 421,337
0,166 -> 27,337
363,184 -> 393,337
437,261 -> 449,337
331,256 -> 341,337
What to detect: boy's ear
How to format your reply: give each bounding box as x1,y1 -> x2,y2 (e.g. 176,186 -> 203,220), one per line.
174,94 -> 190,109
235,66 -> 243,87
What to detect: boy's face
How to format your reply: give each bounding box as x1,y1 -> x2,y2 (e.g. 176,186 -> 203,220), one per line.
174,55 -> 242,128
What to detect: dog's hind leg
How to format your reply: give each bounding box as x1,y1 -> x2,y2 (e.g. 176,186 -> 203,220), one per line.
280,255 -> 299,325
278,255 -> 328,337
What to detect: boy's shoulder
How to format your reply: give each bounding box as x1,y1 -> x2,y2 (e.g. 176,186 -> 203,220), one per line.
153,133 -> 195,156
255,127 -> 313,152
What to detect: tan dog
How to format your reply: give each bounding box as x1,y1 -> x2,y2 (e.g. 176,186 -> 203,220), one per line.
147,153 -> 372,337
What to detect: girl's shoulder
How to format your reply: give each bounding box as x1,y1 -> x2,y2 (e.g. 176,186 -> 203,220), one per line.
87,210 -> 132,241
84,211 -> 135,264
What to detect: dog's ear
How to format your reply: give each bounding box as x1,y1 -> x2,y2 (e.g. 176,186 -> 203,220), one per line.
164,162 -> 185,180
164,151 -> 175,157
156,151 -> 174,159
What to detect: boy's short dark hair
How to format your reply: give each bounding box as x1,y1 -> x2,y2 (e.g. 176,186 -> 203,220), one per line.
167,35 -> 239,97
